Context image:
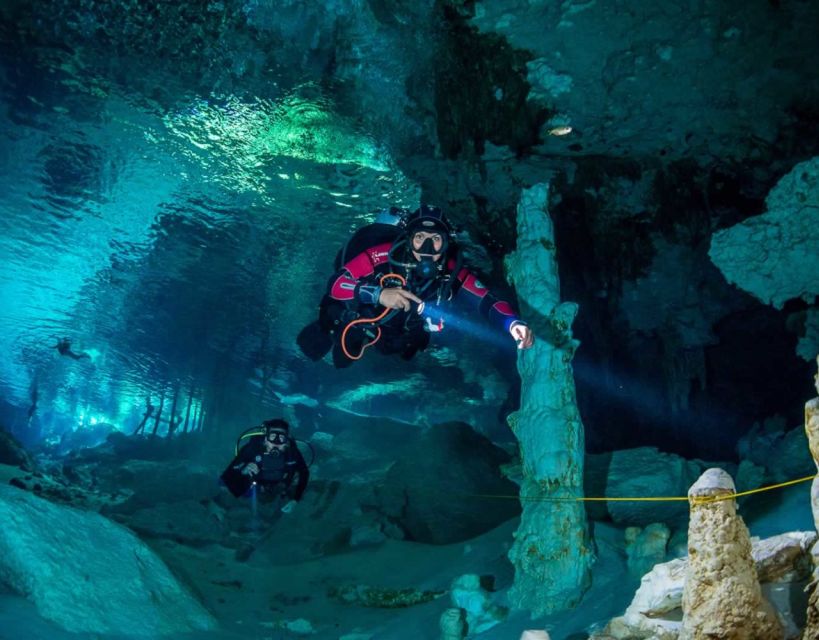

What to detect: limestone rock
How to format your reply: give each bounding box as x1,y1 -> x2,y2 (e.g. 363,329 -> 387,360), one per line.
734,459 -> 767,498
603,447 -> 705,526
598,531 -> 814,639
349,523 -> 386,548
0,485 -> 216,635
602,615 -> 679,640
309,430 -> 335,451
282,618 -> 315,635
261,617 -> 316,636
471,0 -> 819,163
815,356 -> 819,396
804,541 -> 819,640
505,183 -> 592,615
709,157 -> 819,310
439,607 -> 467,640
117,499 -> 229,545
736,417 -> 814,483
379,421 -> 519,544
802,371 -> 819,639
0,427 -> 33,469
795,308 -> 819,363
752,531 -> 815,583
450,574 -> 508,635
680,468 -> 782,639
626,523 -> 670,577
328,584 -> 444,608
97,460 -> 220,513
599,558 -> 686,639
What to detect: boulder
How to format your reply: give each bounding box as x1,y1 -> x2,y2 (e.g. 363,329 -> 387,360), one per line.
625,523 -> 670,577
709,156 -> 819,310
600,557 -> 686,640
603,447 -> 705,526
0,485 -> 216,635
378,422 -> 520,544
752,531 -> 815,583
0,427 -> 33,469
597,530 -> 814,639
450,574 -> 508,634
736,417 -> 814,483
440,607 -> 467,640
97,460 -> 220,513
117,499 -> 229,546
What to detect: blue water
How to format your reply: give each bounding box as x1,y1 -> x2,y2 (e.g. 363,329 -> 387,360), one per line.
0,34 -> 427,444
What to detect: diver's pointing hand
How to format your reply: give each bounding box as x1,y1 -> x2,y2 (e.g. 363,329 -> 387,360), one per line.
379,288 -> 423,313
510,321 -> 534,350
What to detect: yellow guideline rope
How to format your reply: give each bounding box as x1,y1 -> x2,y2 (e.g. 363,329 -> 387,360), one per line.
461,474 -> 817,505
689,474 -> 816,505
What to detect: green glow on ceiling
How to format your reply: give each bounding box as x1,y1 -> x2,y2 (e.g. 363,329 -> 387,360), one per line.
162,87 -> 391,196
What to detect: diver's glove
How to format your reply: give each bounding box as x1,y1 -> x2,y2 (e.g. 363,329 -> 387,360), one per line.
241,462 -> 260,476
281,499 -> 298,514
356,283 -> 382,305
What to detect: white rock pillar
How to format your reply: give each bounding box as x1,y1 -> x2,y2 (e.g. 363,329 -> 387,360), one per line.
504,183 -> 593,615
680,468 -> 782,640
803,356 -> 819,639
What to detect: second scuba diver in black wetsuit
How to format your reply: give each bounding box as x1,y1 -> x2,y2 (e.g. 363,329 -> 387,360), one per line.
221,419 -> 309,513
298,204 -> 534,368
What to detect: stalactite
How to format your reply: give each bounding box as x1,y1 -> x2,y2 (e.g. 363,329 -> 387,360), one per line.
151,389 -> 165,437
190,401 -> 201,435
182,385 -> 194,434
166,382 -> 180,437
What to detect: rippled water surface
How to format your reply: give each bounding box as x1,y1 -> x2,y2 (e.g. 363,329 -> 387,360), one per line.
0,34 -> 420,439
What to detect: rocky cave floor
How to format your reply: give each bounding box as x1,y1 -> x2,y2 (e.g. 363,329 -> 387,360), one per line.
1,411 -> 817,640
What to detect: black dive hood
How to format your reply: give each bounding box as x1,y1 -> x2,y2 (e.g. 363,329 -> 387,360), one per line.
388,204 -> 455,279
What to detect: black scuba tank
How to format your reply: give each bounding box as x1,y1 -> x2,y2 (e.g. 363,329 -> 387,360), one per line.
334,208 -> 406,271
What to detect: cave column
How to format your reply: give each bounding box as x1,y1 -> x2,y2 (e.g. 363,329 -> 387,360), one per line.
803,356 -> 819,638
504,183 -> 593,615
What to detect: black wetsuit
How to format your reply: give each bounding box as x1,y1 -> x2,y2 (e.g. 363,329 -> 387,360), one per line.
223,436 -> 309,500
56,340 -> 89,360
299,224 -> 523,367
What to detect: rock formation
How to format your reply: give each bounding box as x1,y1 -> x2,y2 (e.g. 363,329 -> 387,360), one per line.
598,531 -> 813,639
0,484 -> 216,635
802,356 -> 819,639
439,607 -> 467,640
626,523 -> 671,577
450,574 -> 508,634
680,468 -> 782,639
505,183 -> 592,614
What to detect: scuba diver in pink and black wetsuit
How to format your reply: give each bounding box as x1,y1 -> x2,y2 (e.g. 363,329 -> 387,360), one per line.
297,205 -> 534,368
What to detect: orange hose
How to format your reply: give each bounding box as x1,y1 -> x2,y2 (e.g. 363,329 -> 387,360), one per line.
340,273 -> 407,361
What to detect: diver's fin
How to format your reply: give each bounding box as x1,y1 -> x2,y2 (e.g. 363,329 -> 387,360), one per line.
297,321 -> 333,361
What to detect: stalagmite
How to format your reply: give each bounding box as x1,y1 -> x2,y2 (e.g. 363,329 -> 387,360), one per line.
802,356 -> 819,640
439,607 -> 466,640
504,183 -> 593,615
680,468 -> 782,640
